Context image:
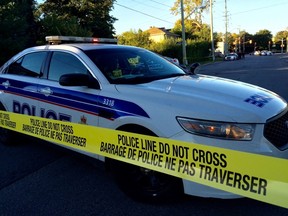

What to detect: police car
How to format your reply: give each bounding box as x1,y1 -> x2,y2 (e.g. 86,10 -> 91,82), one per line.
0,36 -> 287,201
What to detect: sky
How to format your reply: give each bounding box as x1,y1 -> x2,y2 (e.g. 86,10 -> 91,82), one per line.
111,0 -> 288,36
36,0 -> 288,36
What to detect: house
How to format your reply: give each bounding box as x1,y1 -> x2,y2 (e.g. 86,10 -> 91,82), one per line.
146,27 -> 179,42
216,41 -> 224,54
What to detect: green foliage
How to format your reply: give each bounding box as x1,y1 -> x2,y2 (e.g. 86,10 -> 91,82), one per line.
0,0 -> 117,64
0,0 -> 36,65
148,38 -> 210,64
171,19 -> 211,40
218,30 -> 274,53
253,29 -> 272,50
149,38 -> 182,61
274,30 -> 288,49
274,30 -> 288,43
186,39 -> 211,63
36,13 -> 92,45
117,30 -> 152,49
272,30 -> 288,52
37,0 -> 117,38
170,0 -> 208,20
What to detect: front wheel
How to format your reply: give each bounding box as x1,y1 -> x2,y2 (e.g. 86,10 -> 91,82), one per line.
109,159 -> 183,202
109,125 -> 183,202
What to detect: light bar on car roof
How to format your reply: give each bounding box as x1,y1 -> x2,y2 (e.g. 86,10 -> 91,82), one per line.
45,36 -> 117,44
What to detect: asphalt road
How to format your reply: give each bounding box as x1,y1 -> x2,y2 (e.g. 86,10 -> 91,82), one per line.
0,54 -> 288,216
197,53 -> 288,101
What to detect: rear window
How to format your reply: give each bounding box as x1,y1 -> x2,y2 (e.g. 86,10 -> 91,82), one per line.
6,52 -> 47,77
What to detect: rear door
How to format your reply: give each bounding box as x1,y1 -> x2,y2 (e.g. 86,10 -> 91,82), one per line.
0,51 -> 47,115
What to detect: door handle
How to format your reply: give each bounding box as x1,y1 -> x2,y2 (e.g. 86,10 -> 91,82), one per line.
2,80 -> 10,89
39,87 -> 53,96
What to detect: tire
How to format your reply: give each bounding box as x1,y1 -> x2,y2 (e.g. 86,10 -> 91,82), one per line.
109,125 -> 183,202
109,159 -> 183,203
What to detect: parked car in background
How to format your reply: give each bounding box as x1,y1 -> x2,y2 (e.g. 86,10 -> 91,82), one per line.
261,50 -> 268,56
224,53 -> 238,61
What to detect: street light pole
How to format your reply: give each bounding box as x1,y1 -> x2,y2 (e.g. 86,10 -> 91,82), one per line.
180,0 -> 187,66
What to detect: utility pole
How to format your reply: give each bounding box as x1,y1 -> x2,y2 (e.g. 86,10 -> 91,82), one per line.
180,0 -> 206,65
243,33 -> 246,54
287,37 -> 288,53
281,38 -> 284,54
210,0 -> 215,61
224,0 -> 228,55
180,0 -> 187,65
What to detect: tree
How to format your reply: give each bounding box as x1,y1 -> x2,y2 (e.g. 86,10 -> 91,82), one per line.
274,30 -> 288,51
171,0 -> 209,31
240,31 -> 254,53
171,0 -> 208,22
171,19 -> 210,41
0,0 -> 37,64
253,29 -> 272,50
117,30 -> 152,49
37,0 -> 117,38
274,30 -> 288,42
35,12 -> 92,44
170,0 -> 211,47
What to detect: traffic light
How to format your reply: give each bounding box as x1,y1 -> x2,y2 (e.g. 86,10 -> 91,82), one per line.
249,40 -> 252,44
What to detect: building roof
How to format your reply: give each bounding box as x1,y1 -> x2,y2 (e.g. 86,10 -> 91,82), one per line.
146,27 -> 179,37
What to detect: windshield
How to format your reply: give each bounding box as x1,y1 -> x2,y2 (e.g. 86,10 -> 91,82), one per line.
85,46 -> 186,84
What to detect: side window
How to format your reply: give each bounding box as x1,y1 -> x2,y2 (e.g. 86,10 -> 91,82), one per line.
48,52 -> 88,81
7,52 -> 46,77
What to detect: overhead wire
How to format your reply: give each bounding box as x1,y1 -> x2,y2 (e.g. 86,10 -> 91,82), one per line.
115,0 -> 288,34
213,0 -> 288,21
147,0 -> 171,8
114,2 -> 175,25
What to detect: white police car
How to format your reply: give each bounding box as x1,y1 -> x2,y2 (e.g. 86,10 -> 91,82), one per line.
0,36 -> 287,201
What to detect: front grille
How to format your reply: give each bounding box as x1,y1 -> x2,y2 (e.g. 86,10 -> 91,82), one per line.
264,110 -> 288,150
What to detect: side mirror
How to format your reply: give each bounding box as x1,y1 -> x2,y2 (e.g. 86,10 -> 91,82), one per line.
189,62 -> 200,74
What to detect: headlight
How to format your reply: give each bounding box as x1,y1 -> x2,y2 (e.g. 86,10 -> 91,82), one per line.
176,117 -> 255,140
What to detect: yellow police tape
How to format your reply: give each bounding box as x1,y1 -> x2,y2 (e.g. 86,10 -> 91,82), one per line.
0,110 -> 287,208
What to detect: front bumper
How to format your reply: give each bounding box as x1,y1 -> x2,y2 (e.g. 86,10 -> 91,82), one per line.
183,180 -> 241,198
170,122 -> 288,198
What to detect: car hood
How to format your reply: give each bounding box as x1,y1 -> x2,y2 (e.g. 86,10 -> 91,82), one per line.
115,74 -> 287,123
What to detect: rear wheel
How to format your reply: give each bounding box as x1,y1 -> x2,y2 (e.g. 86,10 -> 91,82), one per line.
109,125 -> 183,202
